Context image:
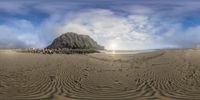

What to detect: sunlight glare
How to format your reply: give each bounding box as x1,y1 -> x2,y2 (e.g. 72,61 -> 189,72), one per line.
110,43 -> 117,50
109,42 -> 117,54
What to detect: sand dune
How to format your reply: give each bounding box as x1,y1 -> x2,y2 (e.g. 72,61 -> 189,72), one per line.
1,49 -> 200,100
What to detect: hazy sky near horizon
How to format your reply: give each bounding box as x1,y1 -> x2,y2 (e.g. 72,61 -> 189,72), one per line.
1,0 -> 200,50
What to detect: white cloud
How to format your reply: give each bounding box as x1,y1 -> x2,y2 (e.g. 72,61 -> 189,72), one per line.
0,19 -> 44,48
57,23 -> 92,36
1,4 -> 200,50
54,9 -> 175,50
53,9 -> 200,50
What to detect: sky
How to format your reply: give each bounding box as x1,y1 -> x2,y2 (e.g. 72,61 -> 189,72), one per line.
1,0 -> 200,50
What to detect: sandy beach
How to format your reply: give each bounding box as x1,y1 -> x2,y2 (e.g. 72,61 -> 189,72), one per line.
1,49 -> 200,100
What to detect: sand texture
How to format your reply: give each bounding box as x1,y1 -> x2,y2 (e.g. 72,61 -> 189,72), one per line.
1,49 -> 200,100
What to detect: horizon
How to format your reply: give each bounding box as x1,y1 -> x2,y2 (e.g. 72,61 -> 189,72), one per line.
1,0 -> 200,50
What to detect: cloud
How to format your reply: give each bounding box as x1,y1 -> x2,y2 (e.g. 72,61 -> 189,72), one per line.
53,9 -> 176,50
0,7 -> 198,50
1,1 -> 200,49
1,0 -> 200,17
54,8 -> 200,50
0,19 -> 45,48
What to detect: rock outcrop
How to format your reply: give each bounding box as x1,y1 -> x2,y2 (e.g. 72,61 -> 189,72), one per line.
47,32 -> 104,50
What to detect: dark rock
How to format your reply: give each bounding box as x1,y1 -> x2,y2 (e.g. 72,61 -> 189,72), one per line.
47,32 -> 104,50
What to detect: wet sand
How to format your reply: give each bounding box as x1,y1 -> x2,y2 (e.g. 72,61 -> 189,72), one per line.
1,49 -> 200,100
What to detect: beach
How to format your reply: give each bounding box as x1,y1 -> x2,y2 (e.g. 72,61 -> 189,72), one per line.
0,49 -> 200,100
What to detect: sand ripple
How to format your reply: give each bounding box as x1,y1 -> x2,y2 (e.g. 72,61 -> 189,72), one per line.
1,49 -> 200,100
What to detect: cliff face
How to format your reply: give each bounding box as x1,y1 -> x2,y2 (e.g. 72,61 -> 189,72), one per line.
47,32 -> 104,50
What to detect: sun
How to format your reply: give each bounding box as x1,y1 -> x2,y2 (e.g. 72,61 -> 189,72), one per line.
111,43 -> 117,50
107,42 -> 118,52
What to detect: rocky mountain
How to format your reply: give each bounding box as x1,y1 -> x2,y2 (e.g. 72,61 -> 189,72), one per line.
47,32 -> 104,50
